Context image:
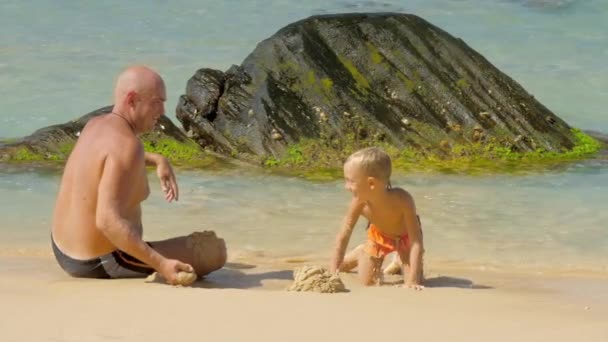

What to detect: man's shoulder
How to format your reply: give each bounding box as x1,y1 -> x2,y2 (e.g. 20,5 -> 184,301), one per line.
82,116 -> 142,157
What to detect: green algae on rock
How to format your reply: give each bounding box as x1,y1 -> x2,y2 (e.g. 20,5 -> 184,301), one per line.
0,106 -> 222,168
260,128 -> 603,178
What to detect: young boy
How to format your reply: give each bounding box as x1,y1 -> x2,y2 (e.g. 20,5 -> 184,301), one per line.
330,147 -> 424,289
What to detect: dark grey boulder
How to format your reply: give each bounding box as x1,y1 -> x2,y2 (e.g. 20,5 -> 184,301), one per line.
176,12 -> 577,164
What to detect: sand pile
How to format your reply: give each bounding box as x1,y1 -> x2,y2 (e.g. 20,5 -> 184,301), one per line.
287,266 -> 346,293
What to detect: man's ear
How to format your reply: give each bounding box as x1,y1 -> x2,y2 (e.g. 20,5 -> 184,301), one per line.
126,91 -> 137,107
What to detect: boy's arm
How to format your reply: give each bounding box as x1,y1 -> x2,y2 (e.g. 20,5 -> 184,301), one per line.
403,194 -> 423,287
330,198 -> 364,273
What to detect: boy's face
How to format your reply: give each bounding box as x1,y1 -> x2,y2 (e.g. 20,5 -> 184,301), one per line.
343,161 -> 372,199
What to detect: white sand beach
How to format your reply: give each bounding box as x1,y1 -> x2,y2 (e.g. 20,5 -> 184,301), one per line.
1,253 -> 606,342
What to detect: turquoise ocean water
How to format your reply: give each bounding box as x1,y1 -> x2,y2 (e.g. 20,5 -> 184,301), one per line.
0,0 -> 606,273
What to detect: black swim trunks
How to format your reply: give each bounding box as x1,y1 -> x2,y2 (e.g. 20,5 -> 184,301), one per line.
52,238 -> 155,279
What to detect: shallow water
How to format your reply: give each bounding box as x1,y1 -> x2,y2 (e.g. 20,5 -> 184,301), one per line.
0,0 -> 607,273
1,164 -> 606,273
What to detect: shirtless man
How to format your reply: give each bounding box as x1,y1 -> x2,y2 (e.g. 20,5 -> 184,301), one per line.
51,66 -> 226,285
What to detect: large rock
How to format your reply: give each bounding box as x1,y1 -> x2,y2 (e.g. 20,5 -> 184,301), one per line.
0,106 -> 219,167
176,13 -> 580,167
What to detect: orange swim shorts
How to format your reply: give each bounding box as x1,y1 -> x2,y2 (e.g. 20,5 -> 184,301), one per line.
365,224 -> 410,259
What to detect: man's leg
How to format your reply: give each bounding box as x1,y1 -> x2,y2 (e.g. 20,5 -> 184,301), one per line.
100,249 -> 155,278
150,231 -> 227,277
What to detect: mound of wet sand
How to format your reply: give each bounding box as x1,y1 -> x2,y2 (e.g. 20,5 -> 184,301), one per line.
287,266 -> 346,293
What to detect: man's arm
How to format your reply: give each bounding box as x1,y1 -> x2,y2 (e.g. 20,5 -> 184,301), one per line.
330,198 -> 364,273
96,144 -> 190,283
144,151 -> 179,202
96,146 -> 164,268
144,151 -> 163,166
402,193 -> 423,287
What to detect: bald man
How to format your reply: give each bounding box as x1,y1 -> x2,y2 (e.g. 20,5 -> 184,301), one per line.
51,66 -> 226,284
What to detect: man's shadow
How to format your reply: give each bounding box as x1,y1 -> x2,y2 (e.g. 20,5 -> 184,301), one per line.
191,262 -> 294,289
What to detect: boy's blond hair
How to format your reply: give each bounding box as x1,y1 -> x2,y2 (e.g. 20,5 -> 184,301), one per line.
345,147 -> 392,183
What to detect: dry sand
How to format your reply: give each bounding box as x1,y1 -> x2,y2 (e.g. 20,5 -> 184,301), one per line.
0,254 -> 606,342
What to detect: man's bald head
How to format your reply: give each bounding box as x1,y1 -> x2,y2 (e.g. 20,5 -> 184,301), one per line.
111,66 -> 167,134
113,66 -> 165,102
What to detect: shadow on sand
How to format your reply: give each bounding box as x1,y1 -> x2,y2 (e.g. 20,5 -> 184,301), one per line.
423,276 -> 493,289
380,274 -> 493,289
185,260 -> 493,290
224,262 -> 258,270
195,263 -> 492,290
192,266 -> 293,289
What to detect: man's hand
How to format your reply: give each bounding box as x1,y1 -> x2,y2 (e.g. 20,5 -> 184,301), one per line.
155,158 -> 179,202
158,258 -> 194,285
